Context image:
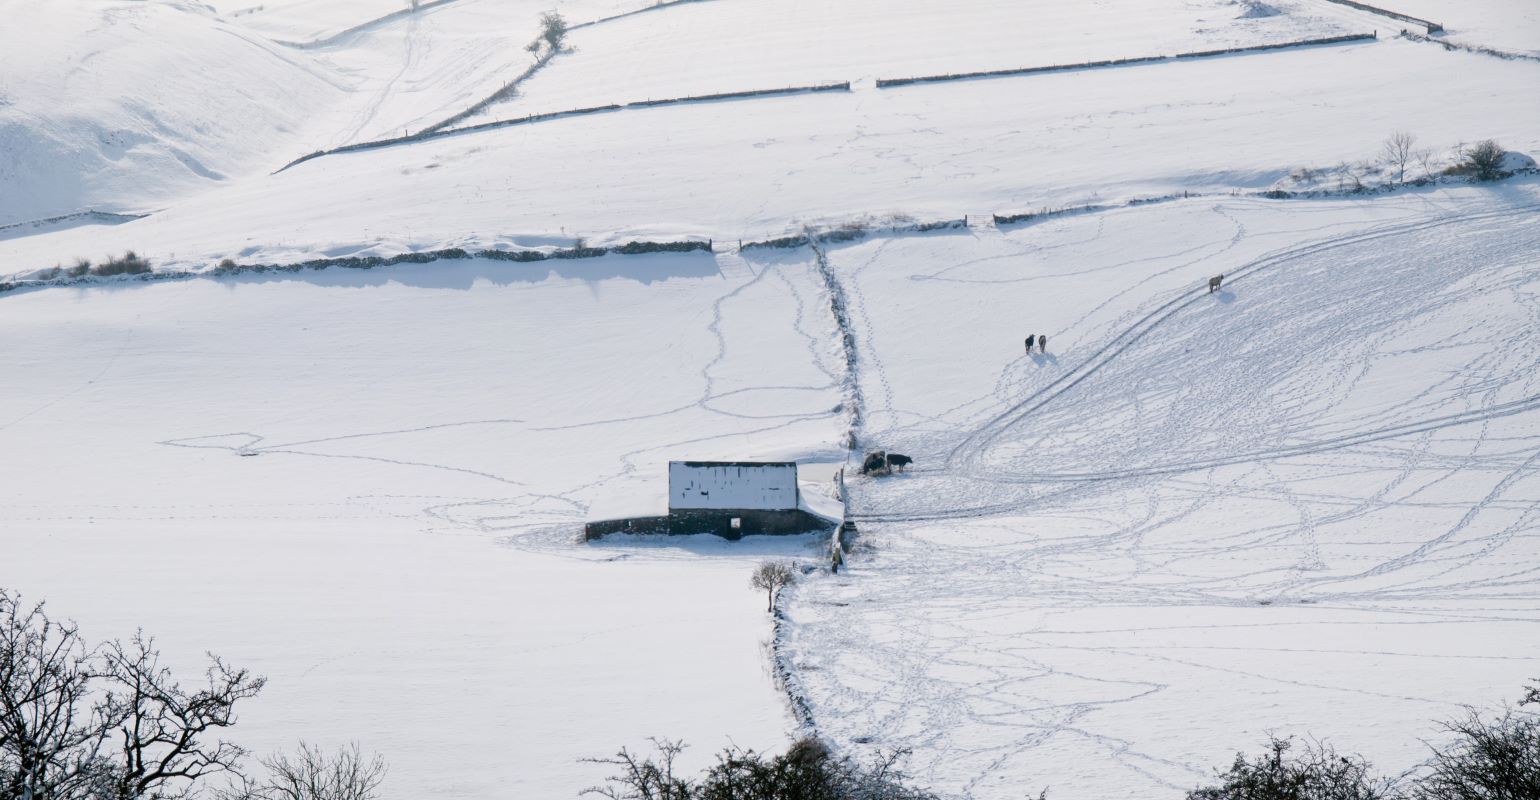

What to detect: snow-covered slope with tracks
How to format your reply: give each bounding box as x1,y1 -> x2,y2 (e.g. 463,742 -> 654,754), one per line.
784,188 -> 1540,799
5,0 -> 1540,797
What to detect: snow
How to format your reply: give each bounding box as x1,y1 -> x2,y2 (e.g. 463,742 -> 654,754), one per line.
0,0 -> 656,226
456,0 -> 1358,127
1380,0 -> 1540,56
0,250 -> 848,798
6,0 -> 1540,797
783,188 -> 1540,799
0,0 -> 340,225
285,0 -> 654,151
6,37 -> 1539,277
669,462 -> 801,511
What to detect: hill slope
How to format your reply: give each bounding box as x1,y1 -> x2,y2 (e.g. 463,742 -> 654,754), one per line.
785,188 -> 1540,799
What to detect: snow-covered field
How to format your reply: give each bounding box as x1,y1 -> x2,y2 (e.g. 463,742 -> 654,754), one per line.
1384,0 -> 1540,55
781,187 -> 1540,797
457,0 -> 1362,127
7,35 -> 1539,276
5,0 -> 1540,797
0,248 -> 851,797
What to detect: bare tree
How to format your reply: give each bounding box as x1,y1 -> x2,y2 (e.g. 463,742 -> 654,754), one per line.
1415,147 -> 1439,180
0,589 -> 118,800
1382,131 -> 1417,183
3,589 -> 267,800
232,742 -> 387,800
101,632 -> 266,800
750,562 -> 796,614
582,738 -> 692,800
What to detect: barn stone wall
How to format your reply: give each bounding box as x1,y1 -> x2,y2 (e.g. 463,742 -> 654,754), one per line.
584,509 -> 833,541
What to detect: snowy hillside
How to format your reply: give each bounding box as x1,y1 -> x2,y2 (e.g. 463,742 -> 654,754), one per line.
0,0 -> 656,225
0,0 -> 339,225
4,0 -> 1539,798
785,188 -> 1540,798
6,35 -> 1539,275
455,0 -> 1362,127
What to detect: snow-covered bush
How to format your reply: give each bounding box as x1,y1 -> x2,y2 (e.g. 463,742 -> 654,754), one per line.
1188,737 -> 1402,800
91,250 -> 151,276
584,737 -> 949,800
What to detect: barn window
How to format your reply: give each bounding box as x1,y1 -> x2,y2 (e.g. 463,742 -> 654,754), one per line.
731,517 -> 742,530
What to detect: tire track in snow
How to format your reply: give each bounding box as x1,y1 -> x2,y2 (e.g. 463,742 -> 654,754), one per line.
932,205 -> 1540,493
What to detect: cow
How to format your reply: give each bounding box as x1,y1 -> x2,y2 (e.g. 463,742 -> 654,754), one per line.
886,453 -> 914,472
861,451 -> 890,476
1025,334 -> 1036,353
1209,274 -> 1224,294
1038,334 -> 1048,353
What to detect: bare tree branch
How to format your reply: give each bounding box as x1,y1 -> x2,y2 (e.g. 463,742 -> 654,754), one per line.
239,742 -> 386,800
0,588 -> 120,800
102,632 -> 266,800
581,738 -> 692,800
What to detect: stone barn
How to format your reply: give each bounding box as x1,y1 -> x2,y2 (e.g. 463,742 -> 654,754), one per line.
667,461 -> 829,538
583,460 -> 836,540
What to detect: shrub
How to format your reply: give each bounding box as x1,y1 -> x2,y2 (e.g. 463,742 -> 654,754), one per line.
539,10 -> 567,51
585,737 -> 949,800
67,258 -> 92,277
1189,736 -> 1402,800
1460,140 -> 1507,181
1290,166 -> 1320,183
91,250 -> 152,276
1414,700 -> 1540,800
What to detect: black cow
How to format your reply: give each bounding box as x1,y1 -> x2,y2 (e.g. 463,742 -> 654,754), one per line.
1025,334 -> 1036,353
1209,274 -> 1224,293
886,453 -> 913,472
861,451 -> 890,475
